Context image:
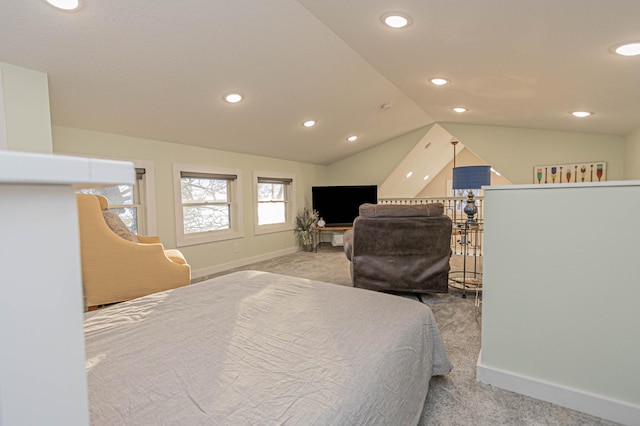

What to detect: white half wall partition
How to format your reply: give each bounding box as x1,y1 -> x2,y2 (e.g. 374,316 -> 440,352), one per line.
0,67 -> 7,149
0,151 -> 134,425
478,181 -> 640,425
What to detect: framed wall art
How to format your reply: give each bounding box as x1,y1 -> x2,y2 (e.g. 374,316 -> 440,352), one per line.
533,162 -> 606,184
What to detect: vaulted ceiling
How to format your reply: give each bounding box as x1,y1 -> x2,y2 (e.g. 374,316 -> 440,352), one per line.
1,1 -> 638,165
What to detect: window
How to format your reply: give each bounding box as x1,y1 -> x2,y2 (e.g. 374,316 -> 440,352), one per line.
258,179 -> 285,225
77,167 -> 147,234
254,171 -> 295,235
174,164 -> 243,246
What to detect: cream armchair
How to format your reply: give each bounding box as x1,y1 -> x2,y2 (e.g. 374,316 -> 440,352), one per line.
76,194 -> 190,309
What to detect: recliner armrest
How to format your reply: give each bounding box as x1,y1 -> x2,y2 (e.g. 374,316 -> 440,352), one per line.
343,230 -> 354,261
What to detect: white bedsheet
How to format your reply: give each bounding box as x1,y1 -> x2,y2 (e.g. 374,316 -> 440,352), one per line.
84,271 -> 452,425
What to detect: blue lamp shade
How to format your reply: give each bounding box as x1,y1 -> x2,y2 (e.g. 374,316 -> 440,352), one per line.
452,165 -> 491,190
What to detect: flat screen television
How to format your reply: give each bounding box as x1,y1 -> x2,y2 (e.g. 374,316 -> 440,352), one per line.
312,185 -> 378,227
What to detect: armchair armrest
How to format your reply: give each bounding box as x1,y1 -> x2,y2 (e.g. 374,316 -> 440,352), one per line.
136,236 -> 187,265
164,249 -> 187,265
137,235 -> 161,244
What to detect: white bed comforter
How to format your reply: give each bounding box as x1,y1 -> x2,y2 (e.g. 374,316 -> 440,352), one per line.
84,271 -> 452,425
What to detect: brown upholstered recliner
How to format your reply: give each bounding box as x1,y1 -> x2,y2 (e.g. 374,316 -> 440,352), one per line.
76,194 -> 191,309
343,203 -> 452,296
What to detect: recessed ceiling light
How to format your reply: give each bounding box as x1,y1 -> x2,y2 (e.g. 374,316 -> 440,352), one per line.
571,111 -> 592,118
406,171 -> 413,178
223,93 -> 243,103
347,135 -> 358,142
302,120 -> 316,128
45,0 -> 79,10
423,175 -> 430,181
430,78 -> 450,86
452,107 -> 467,113
614,42 -> 640,56
381,13 -> 412,29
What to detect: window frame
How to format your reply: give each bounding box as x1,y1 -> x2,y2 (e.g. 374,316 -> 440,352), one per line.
174,163 -> 244,246
253,170 -> 296,235
72,157 -> 156,235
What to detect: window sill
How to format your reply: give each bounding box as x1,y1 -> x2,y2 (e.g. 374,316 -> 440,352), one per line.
254,223 -> 294,236
177,229 -> 244,247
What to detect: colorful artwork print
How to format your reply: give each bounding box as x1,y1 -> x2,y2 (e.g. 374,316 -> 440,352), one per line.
533,162 -> 606,184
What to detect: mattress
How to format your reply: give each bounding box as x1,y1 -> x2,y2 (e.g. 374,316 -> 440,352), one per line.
84,270 -> 452,425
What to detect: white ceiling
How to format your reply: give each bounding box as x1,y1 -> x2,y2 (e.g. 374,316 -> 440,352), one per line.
1,1 -> 638,165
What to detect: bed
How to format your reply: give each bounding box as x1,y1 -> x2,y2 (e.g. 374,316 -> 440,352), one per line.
84,270 -> 452,425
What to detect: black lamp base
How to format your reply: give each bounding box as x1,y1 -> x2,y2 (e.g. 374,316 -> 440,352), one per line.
463,189 -> 478,226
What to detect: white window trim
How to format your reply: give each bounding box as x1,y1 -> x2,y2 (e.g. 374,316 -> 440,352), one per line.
62,153 -> 157,235
174,163 -> 244,247
137,160 -> 157,235
253,170 -> 296,236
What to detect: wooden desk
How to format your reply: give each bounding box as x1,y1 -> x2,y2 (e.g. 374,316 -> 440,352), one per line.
312,226 -> 352,251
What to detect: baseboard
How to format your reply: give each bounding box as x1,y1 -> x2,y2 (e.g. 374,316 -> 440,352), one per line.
191,247 -> 298,280
476,352 -> 640,426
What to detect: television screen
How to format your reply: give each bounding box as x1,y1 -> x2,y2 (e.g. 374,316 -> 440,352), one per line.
312,185 -> 377,227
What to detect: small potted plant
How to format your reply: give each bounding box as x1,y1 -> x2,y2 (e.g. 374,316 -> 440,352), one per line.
294,206 -> 319,251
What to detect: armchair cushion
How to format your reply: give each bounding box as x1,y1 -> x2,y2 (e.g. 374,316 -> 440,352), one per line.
102,210 -> 139,243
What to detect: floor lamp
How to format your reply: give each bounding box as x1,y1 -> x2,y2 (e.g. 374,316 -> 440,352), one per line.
452,165 -> 491,226
450,165 -> 490,302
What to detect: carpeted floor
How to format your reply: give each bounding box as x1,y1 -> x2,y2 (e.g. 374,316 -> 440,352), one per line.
197,244 -> 618,426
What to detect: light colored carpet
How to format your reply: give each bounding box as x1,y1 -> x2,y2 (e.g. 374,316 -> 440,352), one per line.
198,244 -> 618,426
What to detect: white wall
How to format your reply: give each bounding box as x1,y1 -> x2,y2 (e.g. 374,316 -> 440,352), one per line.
440,123 -> 625,184
624,128 -> 640,180
326,125 -> 431,186
0,67 -> 6,149
53,126 -> 328,277
328,123 -> 626,188
418,147 -> 511,197
0,62 -> 53,153
52,119 -> 634,278
478,182 -> 640,425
